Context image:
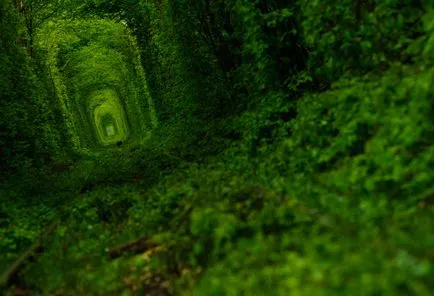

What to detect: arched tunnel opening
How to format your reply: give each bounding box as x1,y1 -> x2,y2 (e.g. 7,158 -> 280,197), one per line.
36,18 -> 156,153
89,89 -> 130,146
1,0 -> 433,294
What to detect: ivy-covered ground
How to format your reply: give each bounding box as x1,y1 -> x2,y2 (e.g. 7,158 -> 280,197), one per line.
1,0 -> 434,295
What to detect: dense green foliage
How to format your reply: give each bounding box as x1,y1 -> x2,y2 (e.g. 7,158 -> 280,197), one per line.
0,1 -> 64,173
1,0 -> 433,295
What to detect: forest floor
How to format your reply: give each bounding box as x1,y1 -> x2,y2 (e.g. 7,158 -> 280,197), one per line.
1,64 -> 434,295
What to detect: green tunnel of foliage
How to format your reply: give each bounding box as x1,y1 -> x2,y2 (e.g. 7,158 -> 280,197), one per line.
1,0 -> 433,295
89,89 -> 129,145
36,18 -> 157,151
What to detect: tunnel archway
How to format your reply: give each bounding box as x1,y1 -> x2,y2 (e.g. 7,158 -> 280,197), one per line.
90,89 -> 129,146
36,18 -> 157,153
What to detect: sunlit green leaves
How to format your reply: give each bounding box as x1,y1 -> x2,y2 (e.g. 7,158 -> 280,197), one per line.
36,17 -> 156,150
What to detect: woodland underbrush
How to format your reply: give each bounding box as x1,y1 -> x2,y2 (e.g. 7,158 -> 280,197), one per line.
2,63 -> 433,295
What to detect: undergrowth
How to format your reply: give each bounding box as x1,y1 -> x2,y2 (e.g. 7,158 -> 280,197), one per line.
2,62 -> 433,295
1,1 -> 434,295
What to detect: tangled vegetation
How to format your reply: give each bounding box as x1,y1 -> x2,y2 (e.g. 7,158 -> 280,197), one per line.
1,0 -> 433,295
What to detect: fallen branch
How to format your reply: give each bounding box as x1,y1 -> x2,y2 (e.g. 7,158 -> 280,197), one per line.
1,168 -> 94,291
0,222 -> 57,290
108,206 -> 193,260
108,237 -> 159,259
